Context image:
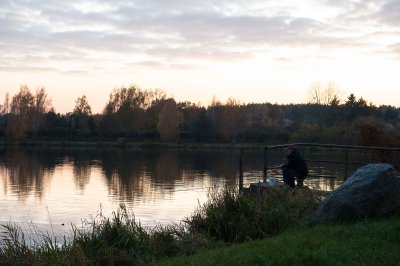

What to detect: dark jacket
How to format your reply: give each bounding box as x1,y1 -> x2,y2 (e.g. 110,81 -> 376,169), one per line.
283,150 -> 308,177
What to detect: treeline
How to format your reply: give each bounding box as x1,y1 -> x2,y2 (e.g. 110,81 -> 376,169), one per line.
0,85 -> 399,146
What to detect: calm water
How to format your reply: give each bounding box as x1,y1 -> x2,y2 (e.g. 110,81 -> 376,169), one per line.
0,147 -> 366,238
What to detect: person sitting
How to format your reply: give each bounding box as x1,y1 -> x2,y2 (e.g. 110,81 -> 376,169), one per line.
281,145 -> 308,188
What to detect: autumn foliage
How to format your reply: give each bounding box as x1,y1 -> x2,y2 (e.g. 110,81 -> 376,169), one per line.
157,99 -> 183,141
0,85 -> 399,146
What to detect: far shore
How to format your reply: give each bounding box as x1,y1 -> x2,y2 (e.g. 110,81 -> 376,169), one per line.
0,139 -> 274,150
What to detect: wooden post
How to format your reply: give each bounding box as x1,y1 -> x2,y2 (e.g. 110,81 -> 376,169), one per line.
344,149 -> 349,179
239,149 -> 244,191
392,150 -> 396,166
263,147 -> 268,183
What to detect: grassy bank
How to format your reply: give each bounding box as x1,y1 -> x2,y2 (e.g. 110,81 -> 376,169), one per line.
159,217 -> 400,266
2,187 -> 398,265
0,188 -> 320,265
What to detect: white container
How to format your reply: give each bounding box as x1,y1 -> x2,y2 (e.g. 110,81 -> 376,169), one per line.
267,177 -> 279,187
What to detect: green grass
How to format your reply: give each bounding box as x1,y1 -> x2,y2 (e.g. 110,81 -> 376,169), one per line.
159,217 -> 400,266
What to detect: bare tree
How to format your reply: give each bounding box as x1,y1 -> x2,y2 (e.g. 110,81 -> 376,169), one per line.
307,82 -> 341,105
308,82 -> 322,105
210,95 -> 221,107
1,92 -> 10,114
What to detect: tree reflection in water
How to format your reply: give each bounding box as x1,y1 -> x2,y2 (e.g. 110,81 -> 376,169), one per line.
0,148 -> 58,201
0,147 -> 363,235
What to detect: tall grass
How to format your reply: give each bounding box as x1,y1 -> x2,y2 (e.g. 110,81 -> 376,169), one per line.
0,205 -> 213,265
185,187 -> 321,242
0,222 -> 71,265
71,205 -> 152,265
0,188 -> 321,265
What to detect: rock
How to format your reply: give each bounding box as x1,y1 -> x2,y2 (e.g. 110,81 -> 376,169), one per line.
312,163 -> 400,224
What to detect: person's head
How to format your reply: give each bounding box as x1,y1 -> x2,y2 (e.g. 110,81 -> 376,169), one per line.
287,145 -> 297,154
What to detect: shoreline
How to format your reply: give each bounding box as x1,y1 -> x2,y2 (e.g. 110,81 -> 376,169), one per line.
0,139 -> 271,150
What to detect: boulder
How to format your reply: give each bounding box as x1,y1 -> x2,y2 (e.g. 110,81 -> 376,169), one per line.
312,163 -> 400,224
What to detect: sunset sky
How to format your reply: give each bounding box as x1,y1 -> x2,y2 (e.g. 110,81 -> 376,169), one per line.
1,0 -> 399,113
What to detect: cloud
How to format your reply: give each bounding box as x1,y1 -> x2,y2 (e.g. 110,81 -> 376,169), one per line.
0,0 -> 399,74
127,60 -> 203,71
321,0 -> 400,28
0,65 -> 59,73
389,43 -> 400,56
377,0 -> 400,25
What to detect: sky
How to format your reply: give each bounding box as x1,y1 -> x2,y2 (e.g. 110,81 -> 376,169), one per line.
1,0 -> 400,113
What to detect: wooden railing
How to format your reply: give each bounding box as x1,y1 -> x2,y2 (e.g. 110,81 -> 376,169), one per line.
239,143 -> 400,190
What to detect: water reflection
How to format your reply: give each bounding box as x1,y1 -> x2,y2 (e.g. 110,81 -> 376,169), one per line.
72,159 -> 91,193
0,149 -> 241,203
0,148 -> 245,237
101,150 -> 154,202
0,147 -> 383,238
0,148 -> 375,204
1,149 -> 58,201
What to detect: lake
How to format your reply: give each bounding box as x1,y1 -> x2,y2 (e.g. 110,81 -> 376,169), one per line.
0,147 -> 364,239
